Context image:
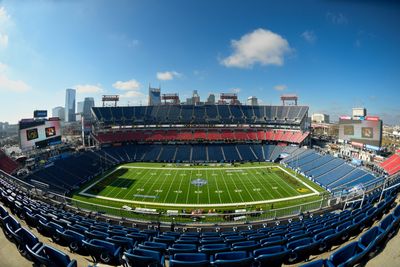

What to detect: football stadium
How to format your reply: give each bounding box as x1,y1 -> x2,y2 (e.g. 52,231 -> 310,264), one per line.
1,1 -> 400,267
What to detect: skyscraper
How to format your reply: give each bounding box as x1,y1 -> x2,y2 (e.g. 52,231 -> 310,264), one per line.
77,101 -> 84,114
52,106 -> 65,121
192,90 -> 200,105
83,97 -> 95,120
65,88 -> 76,122
247,96 -> 258,106
148,87 -> 161,105
206,94 -> 216,104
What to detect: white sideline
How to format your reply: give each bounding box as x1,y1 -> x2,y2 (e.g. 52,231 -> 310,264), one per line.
78,165 -> 321,208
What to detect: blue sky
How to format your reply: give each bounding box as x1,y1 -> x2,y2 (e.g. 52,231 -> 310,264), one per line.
0,0 -> 399,124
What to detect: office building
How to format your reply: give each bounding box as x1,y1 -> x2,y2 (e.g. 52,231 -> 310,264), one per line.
52,106 -> 65,121
149,87 -> 161,105
206,94 -> 216,104
247,96 -> 258,106
83,97 -> 95,120
65,88 -> 76,122
311,113 -> 330,123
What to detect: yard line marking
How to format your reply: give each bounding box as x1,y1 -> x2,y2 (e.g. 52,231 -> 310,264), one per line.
205,169 -> 211,204
162,170 -> 179,203
79,190 -> 319,208
105,167 -> 139,198
232,170 -> 255,202
270,171 -> 295,197
112,166 -> 140,199
120,168 -> 152,200
218,169 -> 235,203
79,164 -> 320,208
257,169 -> 285,198
239,169 -> 264,200
174,170 -> 186,203
277,165 -> 319,194
212,170 -> 223,204
185,170 -> 194,204
247,169 -> 274,199
122,165 -> 279,170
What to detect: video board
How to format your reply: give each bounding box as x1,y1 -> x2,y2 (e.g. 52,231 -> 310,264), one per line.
338,116 -> 382,148
19,119 -> 62,151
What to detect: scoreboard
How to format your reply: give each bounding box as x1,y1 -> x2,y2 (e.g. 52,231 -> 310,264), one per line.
338,116 -> 382,148
19,118 -> 62,151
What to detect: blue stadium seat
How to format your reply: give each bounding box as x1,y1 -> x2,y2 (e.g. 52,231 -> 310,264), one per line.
56,229 -> 86,253
231,240 -> 260,252
169,253 -> 210,267
138,241 -> 168,254
224,235 -> 247,244
123,248 -> 165,267
67,224 -> 89,235
201,232 -> 220,238
247,232 -> 268,241
313,228 -> 341,252
82,239 -> 122,265
358,226 -> 384,256
200,236 -> 225,245
176,236 -> 200,244
3,214 -> 21,240
106,236 -> 136,251
168,243 -> 198,255
26,244 -> 77,267
127,232 -> 149,243
38,221 -> 64,241
154,235 -> 176,246
299,259 -> 332,267
378,214 -> 396,241
211,251 -> 254,267
260,235 -> 288,247
85,229 -> 109,240
286,237 -> 320,264
199,243 -> 231,257
12,227 -> 40,257
254,245 -> 289,267
0,204 -> 8,227
328,241 -> 366,267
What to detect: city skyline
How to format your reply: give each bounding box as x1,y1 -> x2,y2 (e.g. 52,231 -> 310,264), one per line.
0,1 -> 399,124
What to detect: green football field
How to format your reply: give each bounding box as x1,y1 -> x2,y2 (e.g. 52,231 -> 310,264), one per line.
74,162 -> 325,209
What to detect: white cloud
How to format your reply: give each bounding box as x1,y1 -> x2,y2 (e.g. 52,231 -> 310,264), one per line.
274,84 -> 287,91
0,74 -> 31,93
221,28 -> 291,68
156,71 -> 182,81
0,62 -> 7,72
327,12 -> 348,25
75,84 -> 104,94
120,90 -> 145,98
231,88 -> 241,93
120,90 -> 147,105
0,6 -> 10,23
301,30 -> 317,44
112,79 -> 141,90
0,7 -> 10,49
0,33 -> 8,48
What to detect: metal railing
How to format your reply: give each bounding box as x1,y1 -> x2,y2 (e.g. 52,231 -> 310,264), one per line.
1,169 -> 399,227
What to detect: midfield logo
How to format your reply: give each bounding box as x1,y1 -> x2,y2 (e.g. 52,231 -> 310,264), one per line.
191,178 -> 208,187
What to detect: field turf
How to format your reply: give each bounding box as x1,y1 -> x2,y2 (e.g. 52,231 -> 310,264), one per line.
75,162 -> 324,209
